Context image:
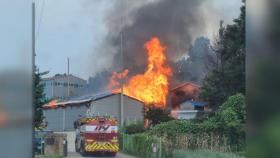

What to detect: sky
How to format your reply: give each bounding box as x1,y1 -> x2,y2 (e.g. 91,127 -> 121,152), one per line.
0,0 -> 32,73
0,0 -> 243,80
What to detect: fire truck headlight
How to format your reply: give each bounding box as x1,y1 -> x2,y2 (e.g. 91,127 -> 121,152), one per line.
111,136 -> 118,143
85,139 -> 94,143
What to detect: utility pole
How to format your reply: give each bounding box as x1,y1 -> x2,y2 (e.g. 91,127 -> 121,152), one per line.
120,30 -> 124,126
32,2 -> 36,157
120,0 -> 125,127
63,57 -> 70,131
67,57 -> 70,97
32,3 -> 35,72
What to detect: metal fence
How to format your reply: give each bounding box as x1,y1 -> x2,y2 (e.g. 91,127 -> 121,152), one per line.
120,133 -> 237,158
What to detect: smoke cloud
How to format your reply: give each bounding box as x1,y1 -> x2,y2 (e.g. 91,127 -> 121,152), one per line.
88,0 -> 242,91
99,0 -> 207,74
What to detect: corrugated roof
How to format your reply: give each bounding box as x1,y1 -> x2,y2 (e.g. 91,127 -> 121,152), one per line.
42,90 -> 143,109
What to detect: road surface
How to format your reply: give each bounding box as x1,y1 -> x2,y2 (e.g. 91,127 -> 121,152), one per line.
66,152 -> 136,158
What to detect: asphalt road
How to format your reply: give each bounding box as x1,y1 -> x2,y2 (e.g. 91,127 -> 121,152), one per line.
66,152 -> 136,158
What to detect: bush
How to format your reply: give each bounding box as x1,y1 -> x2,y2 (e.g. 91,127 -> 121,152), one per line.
149,94 -> 246,152
214,93 -> 246,150
215,94 -> 246,131
150,119 -> 218,136
122,133 -> 155,158
173,149 -> 245,158
150,120 -> 192,135
145,106 -> 173,127
124,121 -> 146,134
120,94 -> 245,158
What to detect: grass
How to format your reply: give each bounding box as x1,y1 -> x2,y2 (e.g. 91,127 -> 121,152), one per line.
35,155 -> 62,158
172,149 -> 245,158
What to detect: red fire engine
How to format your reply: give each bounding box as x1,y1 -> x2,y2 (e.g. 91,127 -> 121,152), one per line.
74,116 -> 119,156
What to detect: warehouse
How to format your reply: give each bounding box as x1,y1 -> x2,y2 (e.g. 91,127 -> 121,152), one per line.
42,91 -> 144,131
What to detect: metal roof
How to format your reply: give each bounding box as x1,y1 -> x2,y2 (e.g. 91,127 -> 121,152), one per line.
181,100 -> 207,107
42,90 -> 143,109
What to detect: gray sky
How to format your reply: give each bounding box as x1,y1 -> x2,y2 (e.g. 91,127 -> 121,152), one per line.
0,0 -> 242,80
35,0 -> 112,80
0,0 -> 32,73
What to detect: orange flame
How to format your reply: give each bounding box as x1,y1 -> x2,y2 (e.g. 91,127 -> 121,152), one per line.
107,69 -> 129,90
108,37 -> 172,108
44,99 -> 58,109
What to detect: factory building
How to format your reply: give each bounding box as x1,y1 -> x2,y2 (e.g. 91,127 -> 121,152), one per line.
42,91 -> 144,131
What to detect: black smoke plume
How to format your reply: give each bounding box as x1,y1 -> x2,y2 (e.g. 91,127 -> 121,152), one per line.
103,0 -> 207,75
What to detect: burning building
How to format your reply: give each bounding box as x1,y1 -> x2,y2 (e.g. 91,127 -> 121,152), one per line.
170,82 -> 211,120
42,91 -> 144,131
107,37 -> 172,108
170,82 -> 200,108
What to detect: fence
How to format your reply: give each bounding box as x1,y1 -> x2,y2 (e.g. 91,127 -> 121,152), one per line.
120,133 -> 236,158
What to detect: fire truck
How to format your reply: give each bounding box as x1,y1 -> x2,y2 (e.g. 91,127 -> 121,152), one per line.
74,116 -> 119,156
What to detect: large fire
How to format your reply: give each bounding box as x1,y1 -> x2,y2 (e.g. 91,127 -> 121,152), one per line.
107,37 -> 172,108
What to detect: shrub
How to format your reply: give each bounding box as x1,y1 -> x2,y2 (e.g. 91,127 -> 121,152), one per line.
144,106 -> 173,127
214,93 -> 246,150
121,94 -> 245,158
148,94 -> 245,152
122,133 -> 155,158
173,149 -> 245,158
124,121 -> 146,134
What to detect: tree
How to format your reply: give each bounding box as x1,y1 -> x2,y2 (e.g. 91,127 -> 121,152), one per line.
144,106 -> 173,127
200,2 -> 245,109
124,121 -> 146,134
34,68 -> 48,129
175,37 -> 215,84
214,94 -> 246,149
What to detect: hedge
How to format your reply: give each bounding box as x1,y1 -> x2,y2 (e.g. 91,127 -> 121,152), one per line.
121,133 -> 155,158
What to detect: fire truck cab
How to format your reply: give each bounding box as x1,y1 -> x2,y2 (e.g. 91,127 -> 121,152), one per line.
74,116 -> 119,156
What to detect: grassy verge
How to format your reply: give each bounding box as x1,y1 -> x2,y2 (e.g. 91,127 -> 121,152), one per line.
35,155 -> 62,158
173,149 -> 245,158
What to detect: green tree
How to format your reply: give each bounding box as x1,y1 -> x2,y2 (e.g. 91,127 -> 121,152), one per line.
214,94 -> 246,149
34,68 -> 48,129
124,121 -> 146,134
175,37 -> 215,83
200,2 -> 245,109
144,106 -> 173,127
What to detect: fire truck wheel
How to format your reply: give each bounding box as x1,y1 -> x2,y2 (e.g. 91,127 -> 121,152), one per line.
108,152 -> 116,157
112,152 -> 117,157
